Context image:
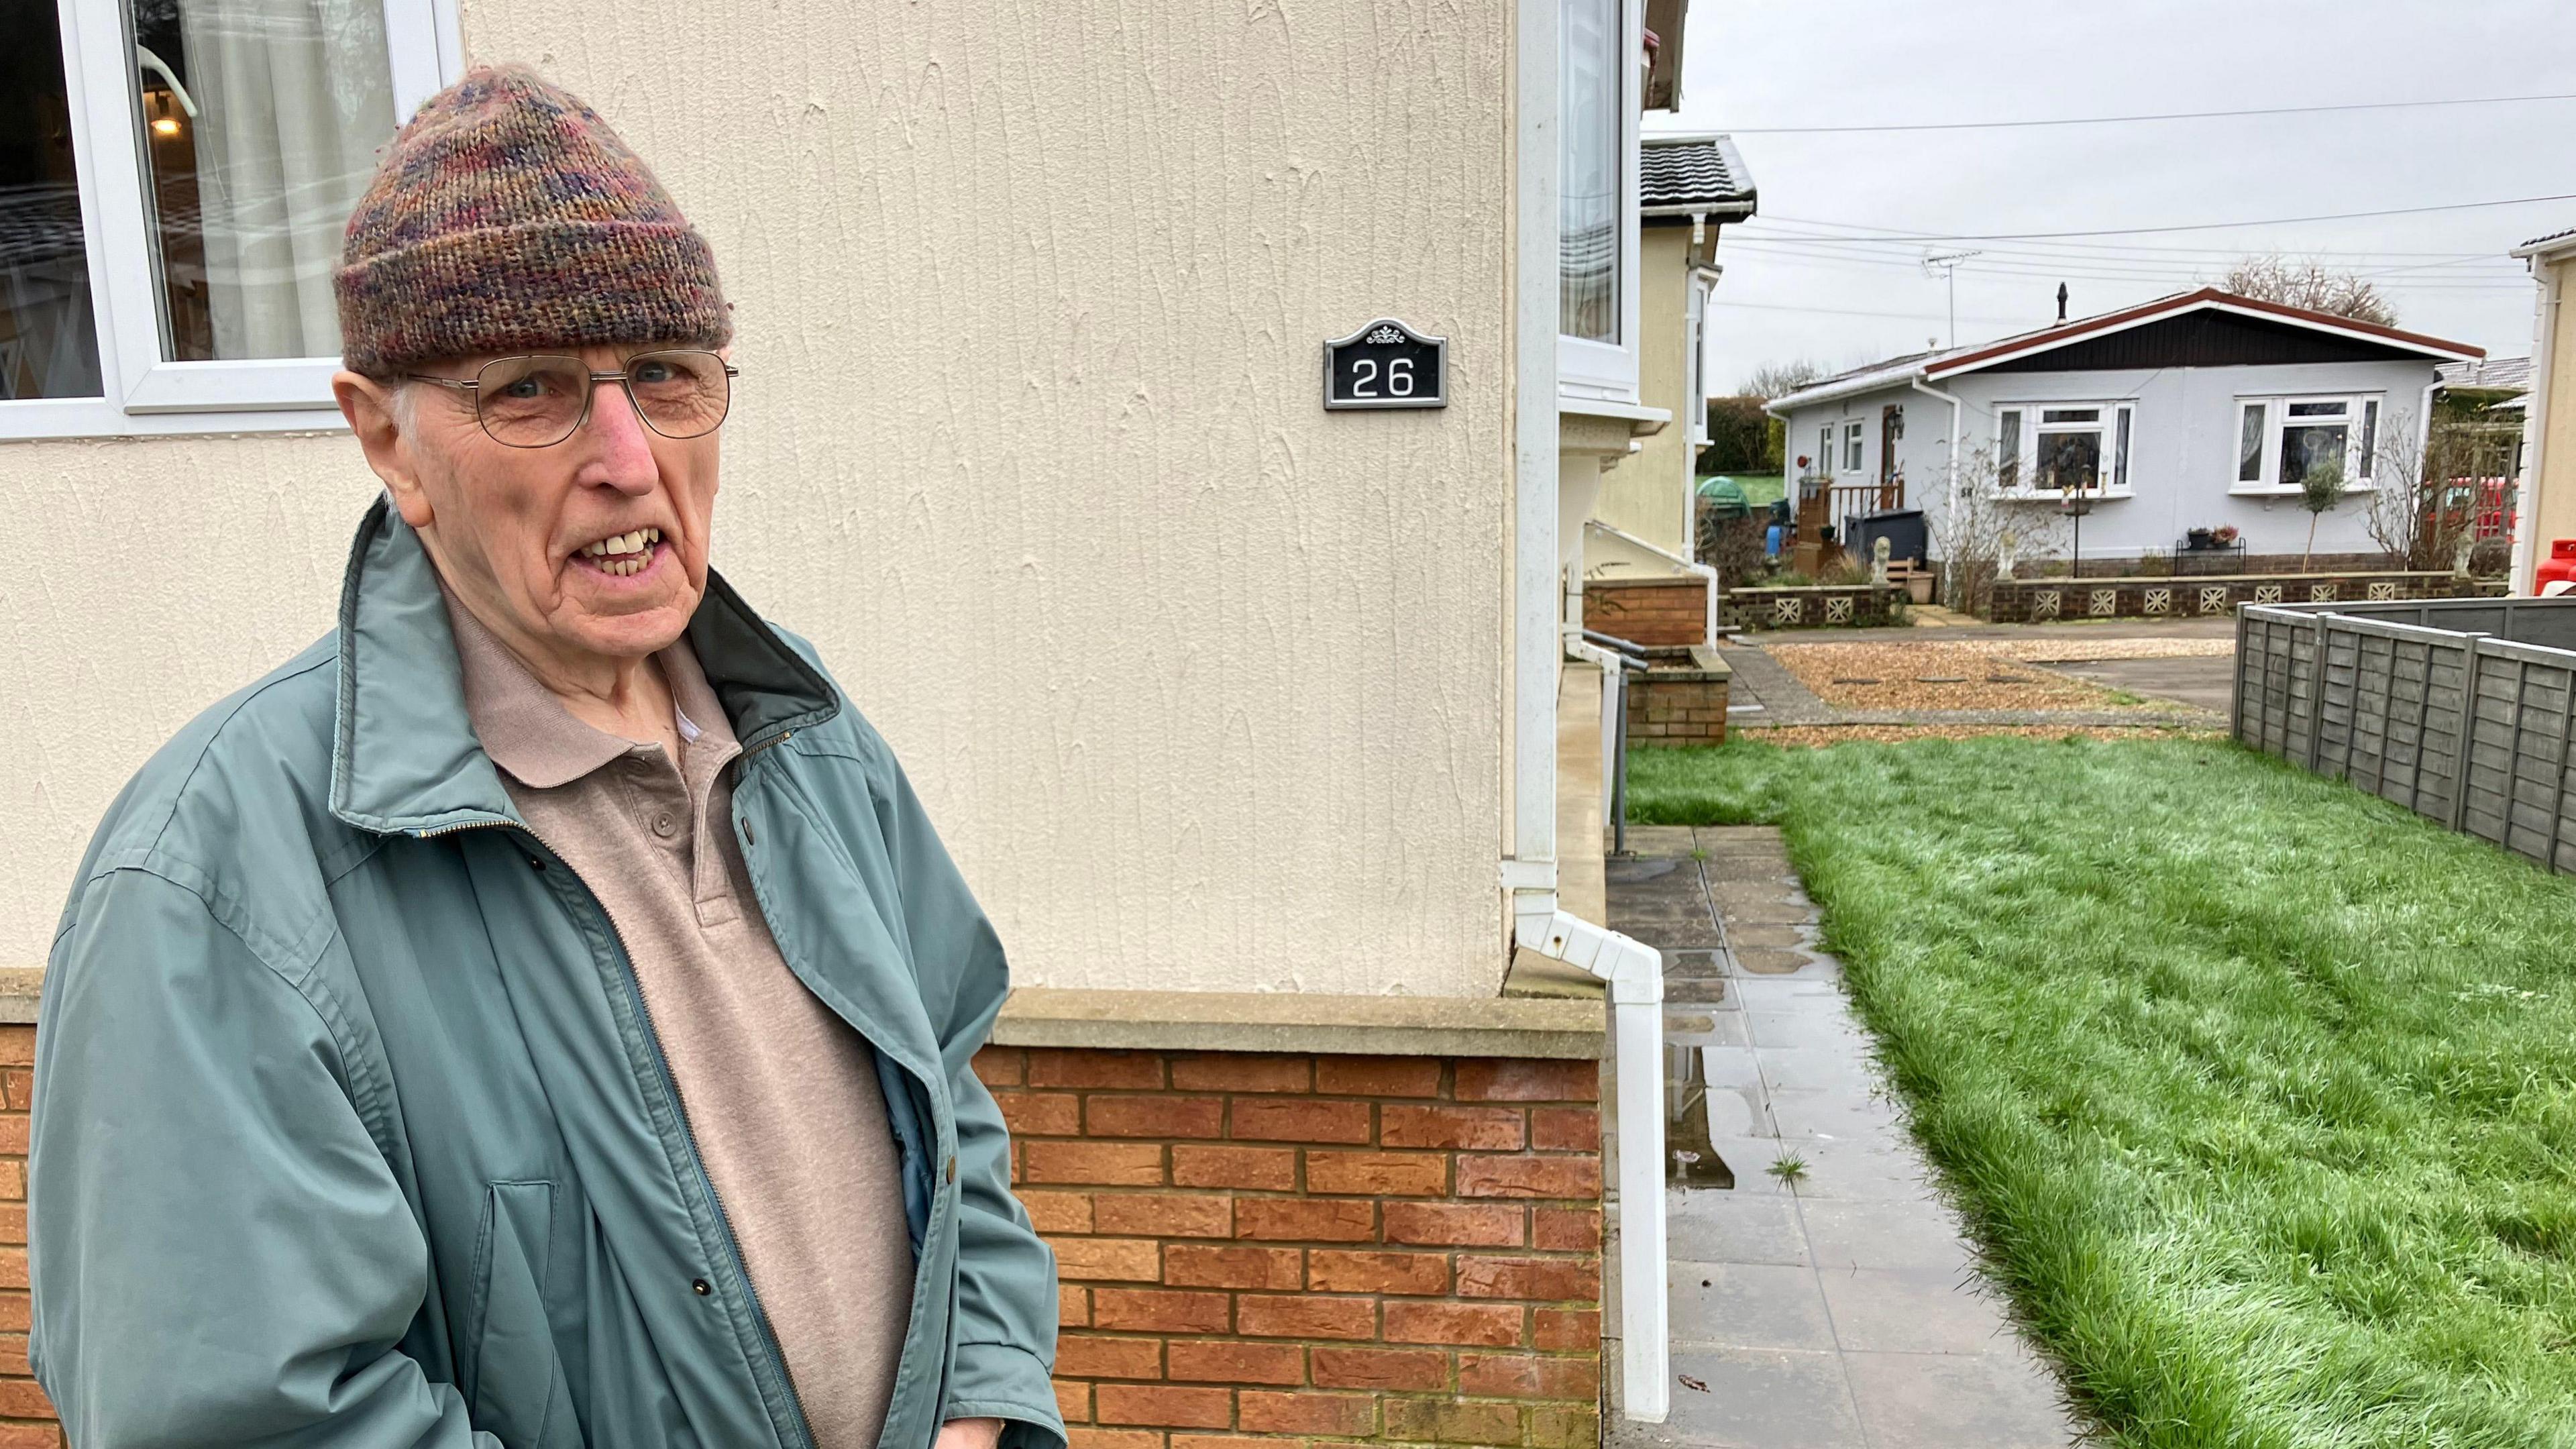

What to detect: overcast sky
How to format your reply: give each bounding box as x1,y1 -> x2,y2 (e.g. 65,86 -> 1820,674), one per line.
1661,0 -> 2576,394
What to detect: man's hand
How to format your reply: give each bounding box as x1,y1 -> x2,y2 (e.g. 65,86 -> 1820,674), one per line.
936,1417 -> 1005,1449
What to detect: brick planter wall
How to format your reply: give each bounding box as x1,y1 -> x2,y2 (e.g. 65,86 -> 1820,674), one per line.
0,1027 -> 50,1446
1721,585 -> 1905,631
974,1046 -> 1604,1449
1626,665 -> 1728,745
1582,577 -> 1708,647
1986,572 -> 2483,623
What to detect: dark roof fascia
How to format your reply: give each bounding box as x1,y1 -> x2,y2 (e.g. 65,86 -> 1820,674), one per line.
1923,288 -> 2483,380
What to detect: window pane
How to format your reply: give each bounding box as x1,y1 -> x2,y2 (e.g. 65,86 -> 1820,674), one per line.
0,0 -> 103,398
129,0 -> 396,362
2281,423 -> 2349,488
1558,0 -> 1618,343
1843,420 -> 1862,472
2039,407 -> 2098,424
2286,400 -> 2346,417
2115,407 -> 2131,490
2038,431 -> 2099,492
1998,410 -> 2021,490
2360,398 -> 2379,478
2239,403 -> 2267,482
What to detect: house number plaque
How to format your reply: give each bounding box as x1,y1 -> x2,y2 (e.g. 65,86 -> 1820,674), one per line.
1324,319 -> 1447,410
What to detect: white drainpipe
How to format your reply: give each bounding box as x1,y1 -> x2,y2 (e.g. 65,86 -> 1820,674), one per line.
1511,886 -> 1668,1425
2514,257 -> 2559,594
1508,0 -> 1668,1421
1910,375 -> 1964,529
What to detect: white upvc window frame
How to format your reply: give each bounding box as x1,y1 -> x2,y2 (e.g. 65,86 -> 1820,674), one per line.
1554,0 -> 1643,407
6,0 -> 461,441
2231,392 -> 2382,496
1840,418 -> 1864,476
1990,400 -> 2137,500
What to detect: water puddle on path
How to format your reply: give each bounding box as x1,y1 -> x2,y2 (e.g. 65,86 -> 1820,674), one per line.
1664,1038 -> 1736,1188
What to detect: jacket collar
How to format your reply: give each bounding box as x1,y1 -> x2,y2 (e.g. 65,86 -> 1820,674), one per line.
329,496 -> 839,835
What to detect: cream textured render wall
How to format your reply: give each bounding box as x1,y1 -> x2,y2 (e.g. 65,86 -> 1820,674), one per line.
1591,228 -> 1694,562
0,0 -> 1515,996
2538,256 -> 2576,553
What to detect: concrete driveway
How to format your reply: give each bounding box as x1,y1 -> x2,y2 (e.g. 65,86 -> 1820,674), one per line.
2046,655 -> 2238,723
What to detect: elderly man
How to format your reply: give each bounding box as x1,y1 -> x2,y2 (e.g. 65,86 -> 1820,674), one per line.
28,66 -> 1060,1449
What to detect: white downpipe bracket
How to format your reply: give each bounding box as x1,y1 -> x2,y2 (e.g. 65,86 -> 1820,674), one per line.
1513,891 -> 1670,1424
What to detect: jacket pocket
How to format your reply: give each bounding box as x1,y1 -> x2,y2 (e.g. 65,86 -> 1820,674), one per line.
464,1180 -> 580,1448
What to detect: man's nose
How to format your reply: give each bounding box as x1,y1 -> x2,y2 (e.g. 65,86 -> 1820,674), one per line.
576,380 -> 659,494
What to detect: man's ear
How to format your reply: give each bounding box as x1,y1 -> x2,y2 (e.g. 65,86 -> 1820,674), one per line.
332,370 -> 434,530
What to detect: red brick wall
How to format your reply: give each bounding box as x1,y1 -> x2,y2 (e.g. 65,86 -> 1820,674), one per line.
1582,579 -> 1707,647
973,1047 -> 1605,1449
0,1026 -> 57,1448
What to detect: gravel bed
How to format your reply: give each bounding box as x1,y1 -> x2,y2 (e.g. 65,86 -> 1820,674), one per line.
1737,722 -> 2224,748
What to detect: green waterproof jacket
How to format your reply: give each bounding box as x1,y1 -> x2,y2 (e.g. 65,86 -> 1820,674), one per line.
30,500 -> 1064,1449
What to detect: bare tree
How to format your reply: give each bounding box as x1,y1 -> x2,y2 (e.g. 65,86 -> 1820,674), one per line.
1737,360 -> 1830,399
2367,404 -> 2523,570
2296,456 -> 2347,572
2218,256 -> 2398,327
1929,447 -> 2070,616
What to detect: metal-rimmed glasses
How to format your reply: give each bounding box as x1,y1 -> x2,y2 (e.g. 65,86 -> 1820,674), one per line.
406,350 -> 739,449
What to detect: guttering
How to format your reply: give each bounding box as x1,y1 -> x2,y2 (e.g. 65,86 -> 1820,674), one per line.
1909,376 -> 1964,522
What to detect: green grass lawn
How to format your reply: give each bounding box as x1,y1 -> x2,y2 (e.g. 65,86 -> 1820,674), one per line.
1631,736 -> 2576,1448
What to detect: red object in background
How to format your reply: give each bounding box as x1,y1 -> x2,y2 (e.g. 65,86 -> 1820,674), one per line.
2538,539 -> 2576,596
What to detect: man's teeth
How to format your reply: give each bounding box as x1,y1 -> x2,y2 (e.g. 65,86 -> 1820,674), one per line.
580,527 -> 662,576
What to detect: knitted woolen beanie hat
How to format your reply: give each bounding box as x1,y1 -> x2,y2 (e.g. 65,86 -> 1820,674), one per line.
334,64 -> 730,376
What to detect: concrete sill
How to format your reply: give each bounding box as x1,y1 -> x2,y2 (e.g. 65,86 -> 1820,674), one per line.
992,987 -> 1605,1060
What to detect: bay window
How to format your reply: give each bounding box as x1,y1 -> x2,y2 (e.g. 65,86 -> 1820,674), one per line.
1556,0 -> 1640,403
1992,401 -> 2136,497
2233,394 -> 2381,493
2,0 -> 454,438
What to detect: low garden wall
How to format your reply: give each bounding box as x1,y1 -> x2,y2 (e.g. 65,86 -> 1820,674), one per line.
1721,585 -> 1905,631
1988,572 -> 2480,624
1582,576 -> 1709,648
1624,655 -> 1729,746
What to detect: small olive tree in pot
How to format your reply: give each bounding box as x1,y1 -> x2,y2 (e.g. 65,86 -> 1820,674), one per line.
2298,455 -> 2346,573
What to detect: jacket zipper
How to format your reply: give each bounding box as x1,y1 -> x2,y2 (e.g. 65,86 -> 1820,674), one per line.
413,816 -> 819,1449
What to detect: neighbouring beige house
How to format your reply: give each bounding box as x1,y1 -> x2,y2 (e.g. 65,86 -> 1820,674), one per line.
0,0 -> 1712,1439
2511,227 -> 2576,590
1580,132 -> 1754,649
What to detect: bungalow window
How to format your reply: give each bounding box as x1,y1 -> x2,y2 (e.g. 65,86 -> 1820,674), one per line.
1556,0 -> 1642,402
1817,425 -> 1832,478
1842,419 -> 1863,474
2234,394 -> 2381,492
1994,402 -> 2134,496
3,0 -> 452,438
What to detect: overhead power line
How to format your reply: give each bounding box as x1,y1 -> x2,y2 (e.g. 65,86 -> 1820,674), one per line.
1721,91 -> 2576,135
1748,195 -> 2576,243
1734,222 -> 2514,262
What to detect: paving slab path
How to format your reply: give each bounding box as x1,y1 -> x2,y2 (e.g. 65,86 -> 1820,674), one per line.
1605,826 -> 2087,1449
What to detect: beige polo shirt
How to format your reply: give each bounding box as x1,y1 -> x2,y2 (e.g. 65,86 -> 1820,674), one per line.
443,591 -> 913,1448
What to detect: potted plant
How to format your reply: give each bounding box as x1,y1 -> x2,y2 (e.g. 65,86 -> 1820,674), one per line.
2213,525 -> 2239,547
2186,527 -> 2215,550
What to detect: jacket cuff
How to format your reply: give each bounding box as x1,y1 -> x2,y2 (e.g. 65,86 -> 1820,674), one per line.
945,1342 -> 1067,1449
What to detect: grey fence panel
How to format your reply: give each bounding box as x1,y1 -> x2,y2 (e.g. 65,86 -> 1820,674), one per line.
2235,602 -> 2576,873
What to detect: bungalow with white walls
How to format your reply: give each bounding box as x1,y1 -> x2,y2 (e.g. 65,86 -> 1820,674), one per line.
3,0 -> 1710,1436
1768,289 -> 2485,574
